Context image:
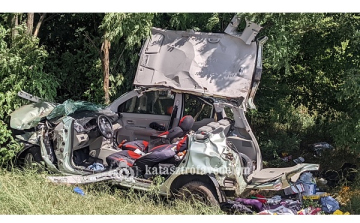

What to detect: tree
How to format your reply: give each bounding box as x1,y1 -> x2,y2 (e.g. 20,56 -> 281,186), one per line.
26,13 -> 34,35
0,19 -> 59,165
237,13 -> 360,155
33,13 -> 46,38
98,13 -> 154,104
11,13 -> 18,40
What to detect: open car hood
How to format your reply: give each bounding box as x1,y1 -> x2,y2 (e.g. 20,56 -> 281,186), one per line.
134,16 -> 267,105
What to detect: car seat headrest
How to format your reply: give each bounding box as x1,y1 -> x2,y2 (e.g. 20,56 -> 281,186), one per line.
178,115 -> 194,132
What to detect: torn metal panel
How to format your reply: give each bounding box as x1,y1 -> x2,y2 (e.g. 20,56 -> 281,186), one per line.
17,90 -> 42,103
10,101 -> 55,130
224,16 -> 262,45
134,20 -> 260,101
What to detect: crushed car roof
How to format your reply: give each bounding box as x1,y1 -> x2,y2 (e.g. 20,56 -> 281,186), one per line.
133,17 -> 263,101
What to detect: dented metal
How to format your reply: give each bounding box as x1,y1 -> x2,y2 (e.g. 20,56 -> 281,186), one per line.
9,15 -> 320,202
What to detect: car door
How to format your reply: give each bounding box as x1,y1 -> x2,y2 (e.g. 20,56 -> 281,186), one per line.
115,90 -> 176,142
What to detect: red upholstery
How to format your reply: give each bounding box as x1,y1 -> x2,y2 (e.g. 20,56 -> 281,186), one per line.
120,116 -> 194,152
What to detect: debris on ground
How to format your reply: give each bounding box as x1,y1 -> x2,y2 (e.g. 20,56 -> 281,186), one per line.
73,187 -> 85,196
310,142 -> 334,157
293,157 -> 305,164
86,163 -> 105,171
333,210 -> 350,215
220,200 -> 255,214
297,207 -> 322,215
298,172 -> 317,195
281,153 -> 292,162
320,196 -> 340,214
222,171 -> 348,215
321,162 -> 358,187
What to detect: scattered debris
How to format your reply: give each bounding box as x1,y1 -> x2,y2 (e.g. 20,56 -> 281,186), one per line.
222,172 -> 348,215
258,206 -> 295,215
316,178 -> 328,186
86,163 -> 105,171
302,192 -> 326,200
235,198 -> 264,212
253,194 -> 267,204
266,195 -> 282,205
311,142 -> 334,157
322,162 -> 358,187
320,196 -> 340,214
293,157 -> 305,164
73,187 -> 85,196
220,200 -> 254,214
281,153 -> 292,162
284,184 -> 305,195
333,210 -> 350,215
297,207 -> 322,215
298,172 -> 317,195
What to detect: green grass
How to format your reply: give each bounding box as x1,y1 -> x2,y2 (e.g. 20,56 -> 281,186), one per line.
0,169 -> 224,215
2,164 -> 359,215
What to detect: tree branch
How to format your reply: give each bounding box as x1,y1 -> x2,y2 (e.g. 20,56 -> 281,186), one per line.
43,14 -> 58,23
33,13 -> 46,37
84,32 -> 102,57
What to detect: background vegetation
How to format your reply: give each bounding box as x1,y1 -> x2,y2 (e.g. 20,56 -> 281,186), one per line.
1,13 -> 359,163
0,12 -> 359,214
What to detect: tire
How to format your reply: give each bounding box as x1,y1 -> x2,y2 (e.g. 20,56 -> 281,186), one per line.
19,147 -> 44,170
177,181 -> 219,206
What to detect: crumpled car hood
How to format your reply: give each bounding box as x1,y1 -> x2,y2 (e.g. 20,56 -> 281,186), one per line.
10,101 -> 55,130
134,18 -> 263,101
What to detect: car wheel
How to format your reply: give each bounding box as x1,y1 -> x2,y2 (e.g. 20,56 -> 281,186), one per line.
177,181 -> 219,206
20,147 -> 44,170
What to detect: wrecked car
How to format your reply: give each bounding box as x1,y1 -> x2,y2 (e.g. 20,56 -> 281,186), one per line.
9,15 -> 319,205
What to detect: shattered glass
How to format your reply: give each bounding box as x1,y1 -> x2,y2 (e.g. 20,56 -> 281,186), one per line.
47,99 -> 104,120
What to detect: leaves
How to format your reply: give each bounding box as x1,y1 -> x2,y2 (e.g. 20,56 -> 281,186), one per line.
1,12 -> 360,165
0,23 -> 56,165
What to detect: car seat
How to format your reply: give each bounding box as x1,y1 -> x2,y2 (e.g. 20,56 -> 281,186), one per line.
120,115 -> 194,153
106,116 -> 194,169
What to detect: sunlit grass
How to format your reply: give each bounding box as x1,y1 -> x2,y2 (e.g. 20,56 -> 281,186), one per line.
0,169 -> 224,215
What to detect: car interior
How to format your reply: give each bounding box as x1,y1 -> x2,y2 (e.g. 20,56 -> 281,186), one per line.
61,90 -> 259,180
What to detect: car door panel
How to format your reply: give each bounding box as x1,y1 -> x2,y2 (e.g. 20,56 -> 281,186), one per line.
117,113 -> 171,142
114,90 -> 176,143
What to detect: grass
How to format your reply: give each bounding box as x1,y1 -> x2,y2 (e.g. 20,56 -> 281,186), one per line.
0,168 -> 224,215
1,146 -> 359,215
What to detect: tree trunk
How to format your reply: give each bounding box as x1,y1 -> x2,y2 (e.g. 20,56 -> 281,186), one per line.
33,13 -> 46,37
26,13 -> 34,35
101,38 -> 111,105
11,13 -> 18,40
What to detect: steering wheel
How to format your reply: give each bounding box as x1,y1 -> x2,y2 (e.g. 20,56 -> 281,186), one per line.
97,115 -> 114,139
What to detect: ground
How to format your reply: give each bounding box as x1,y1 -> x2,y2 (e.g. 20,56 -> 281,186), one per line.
0,145 -> 359,215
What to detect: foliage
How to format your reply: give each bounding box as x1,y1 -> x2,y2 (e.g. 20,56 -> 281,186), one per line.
240,13 -> 360,158
333,69 -> 360,150
0,24 -> 58,117
0,23 -> 58,164
1,12 -> 360,165
0,121 -> 21,166
38,13 -> 105,103
99,13 -> 155,99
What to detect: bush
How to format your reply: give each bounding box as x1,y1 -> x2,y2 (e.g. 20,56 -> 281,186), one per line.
0,120 -> 21,166
0,24 -> 58,165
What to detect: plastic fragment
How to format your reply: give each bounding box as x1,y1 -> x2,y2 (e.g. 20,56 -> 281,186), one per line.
73,187 -> 85,196
293,156 -> 305,164
321,196 -> 340,214
333,210 -> 350,215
